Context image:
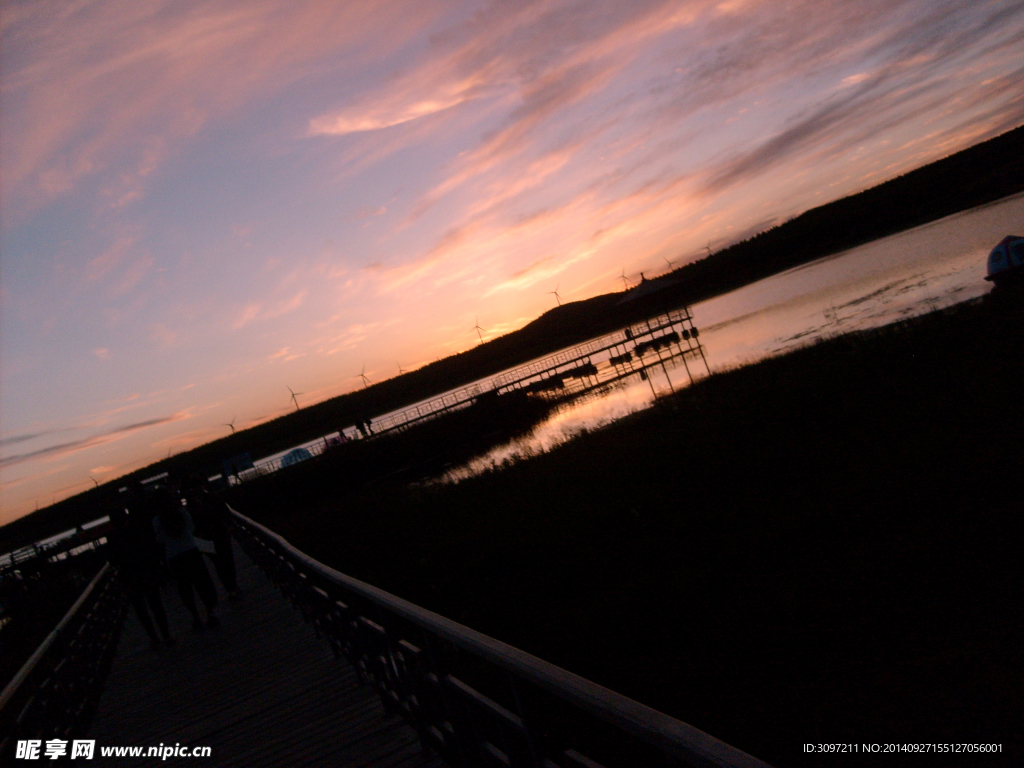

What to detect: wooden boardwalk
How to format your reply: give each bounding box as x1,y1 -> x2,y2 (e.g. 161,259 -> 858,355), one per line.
88,545 -> 442,767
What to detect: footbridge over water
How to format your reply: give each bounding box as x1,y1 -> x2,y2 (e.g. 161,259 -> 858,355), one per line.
1,510 -> 770,767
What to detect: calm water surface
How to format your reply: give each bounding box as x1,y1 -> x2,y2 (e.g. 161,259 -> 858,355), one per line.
6,195 -> 1020,560
445,192 -> 1024,480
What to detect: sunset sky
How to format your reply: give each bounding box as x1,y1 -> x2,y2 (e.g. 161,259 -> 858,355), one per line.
2,0 -> 1023,525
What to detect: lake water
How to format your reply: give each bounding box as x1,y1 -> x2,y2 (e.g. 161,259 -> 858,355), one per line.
444,191 -> 1024,480
5,194 -> 1020,564
252,192 -> 1024,479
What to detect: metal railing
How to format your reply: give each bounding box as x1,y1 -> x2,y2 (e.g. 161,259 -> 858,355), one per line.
1,534 -> 109,575
0,564 -> 128,758
230,509 -> 770,768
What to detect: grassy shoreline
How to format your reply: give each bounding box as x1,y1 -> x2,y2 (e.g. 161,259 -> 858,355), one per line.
242,293 -> 1022,766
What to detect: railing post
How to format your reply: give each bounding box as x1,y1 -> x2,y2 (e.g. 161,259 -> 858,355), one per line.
507,672 -> 544,768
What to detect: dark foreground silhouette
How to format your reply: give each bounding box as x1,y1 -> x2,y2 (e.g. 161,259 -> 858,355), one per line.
244,293 -> 1023,767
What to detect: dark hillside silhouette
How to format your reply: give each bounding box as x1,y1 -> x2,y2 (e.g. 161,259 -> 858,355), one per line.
4,123 -> 1022,552
659,123 -> 1024,304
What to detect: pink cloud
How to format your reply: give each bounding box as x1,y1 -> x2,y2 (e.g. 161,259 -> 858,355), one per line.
2,0 -> 444,219
86,234 -> 136,281
232,290 -> 307,330
232,303 -> 262,329
114,255 -> 154,296
309,73 -> 492,136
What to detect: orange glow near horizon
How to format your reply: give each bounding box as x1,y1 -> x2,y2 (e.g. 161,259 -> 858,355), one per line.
2,0 -> 1023,525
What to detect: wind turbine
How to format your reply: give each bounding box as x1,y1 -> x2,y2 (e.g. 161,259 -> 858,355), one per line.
89,475 -> 99,488
358,365 -> 371,389
473,317 -> 485,344
705,241 -> 713,258
547,283 -> 562,307
397,362 -> 406,375
223,417 -> 236,434
664,257 -> 676,272
620,269 -> 631,291
287,386 -> 303,410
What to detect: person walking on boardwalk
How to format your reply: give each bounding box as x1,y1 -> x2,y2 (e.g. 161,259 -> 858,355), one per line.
152,488 -> 220,630
106,502 -> 174,648
183,474 -> 240,598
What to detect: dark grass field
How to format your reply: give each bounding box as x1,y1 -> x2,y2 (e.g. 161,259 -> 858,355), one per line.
239,293 -> 1022,766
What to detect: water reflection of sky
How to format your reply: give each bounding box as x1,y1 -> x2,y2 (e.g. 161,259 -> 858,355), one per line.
5,194 -> 1019,551
446,192 -> 1024,480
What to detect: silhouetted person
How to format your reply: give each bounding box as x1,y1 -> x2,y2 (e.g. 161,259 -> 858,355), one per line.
107,504 -> 174,649
152,489 -> 219,630
183,475 -> 239,598
356,418 -> 369,438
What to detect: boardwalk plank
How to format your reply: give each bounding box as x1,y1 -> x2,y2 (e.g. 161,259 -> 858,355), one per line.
89,546 -> 444,767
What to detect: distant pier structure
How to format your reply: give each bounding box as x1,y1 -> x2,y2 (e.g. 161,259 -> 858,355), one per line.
371,307 -> 708,435
236,307 -> 710,479
491,307 -> 708,402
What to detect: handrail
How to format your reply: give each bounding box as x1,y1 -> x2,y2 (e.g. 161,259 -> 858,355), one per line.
0,561 -> 126,755
0,563 -> 110,712
231,508 -> 770,768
